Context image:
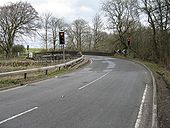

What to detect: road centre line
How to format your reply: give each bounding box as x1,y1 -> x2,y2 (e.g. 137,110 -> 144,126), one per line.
78,72 -> 110,90
0,107 -> 38,125
134,84 -> 148,128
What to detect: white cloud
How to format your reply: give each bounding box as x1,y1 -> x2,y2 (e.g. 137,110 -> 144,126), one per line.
0,0 -> 102,48
80,5 -> 93,12
0,0 -> 101,23
35,1 -> 74,18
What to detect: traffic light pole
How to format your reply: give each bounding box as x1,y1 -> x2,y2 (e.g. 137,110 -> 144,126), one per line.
27,45 -> 29,58
62,44 -> 65,63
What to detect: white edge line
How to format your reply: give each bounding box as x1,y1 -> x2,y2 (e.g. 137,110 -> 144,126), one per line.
129,60 -> 157,128
141,63 -> 157,128
151,72 -> 157,128
0,85 -> 27,93
0,107 -> 38,125
78,72 -> 109,90
134,84 -> 148,128
31,78 -> 52,85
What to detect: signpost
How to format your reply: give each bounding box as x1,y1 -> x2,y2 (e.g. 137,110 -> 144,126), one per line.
127,37 -> 131,55
127,37 -> 131,47
27,45 -> 29,58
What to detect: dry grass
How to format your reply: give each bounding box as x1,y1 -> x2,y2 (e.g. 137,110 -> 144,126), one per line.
142,61 -> 170,87
0,68 -> 70,89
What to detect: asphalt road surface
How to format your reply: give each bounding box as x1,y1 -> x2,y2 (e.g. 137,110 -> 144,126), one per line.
0,56 -> 153,128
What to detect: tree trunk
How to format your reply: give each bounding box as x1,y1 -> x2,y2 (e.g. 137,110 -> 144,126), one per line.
53,39 -> 56,51
152,28 -> 160,62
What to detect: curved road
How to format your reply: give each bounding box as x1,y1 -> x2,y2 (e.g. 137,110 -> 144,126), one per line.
0,56 -> 153,128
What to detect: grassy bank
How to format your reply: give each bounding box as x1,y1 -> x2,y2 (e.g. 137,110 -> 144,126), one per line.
0,58 -> 88,90
140,61 -> 170,87
0,68 -> 71,90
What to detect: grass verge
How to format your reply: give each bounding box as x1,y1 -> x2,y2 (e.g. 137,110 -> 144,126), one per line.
0,68 -> 72,90
138,61 -> 170,87
0,58 -> 89,90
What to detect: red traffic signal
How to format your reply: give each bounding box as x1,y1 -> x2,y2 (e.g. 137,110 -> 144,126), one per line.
59,31 -> 65,44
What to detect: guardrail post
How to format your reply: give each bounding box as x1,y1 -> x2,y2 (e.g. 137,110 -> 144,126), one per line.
24,73 -> 27,79
45,70 -> 48,75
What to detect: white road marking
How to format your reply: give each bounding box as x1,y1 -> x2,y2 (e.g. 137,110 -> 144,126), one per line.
78,72 -> 110,90
0,85 -> 27,93
134,84 -> 148,128
102,60 -> 116,69
31,78 -> 53,85
103,69 -> 112,72
0,107 -> 38,125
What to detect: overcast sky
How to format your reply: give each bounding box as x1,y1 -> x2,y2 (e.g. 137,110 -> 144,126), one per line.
0,0 -> 104,48
0,0 -> 102,23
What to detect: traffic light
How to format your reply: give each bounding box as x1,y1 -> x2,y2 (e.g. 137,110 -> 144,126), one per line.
59,31 -> 65,44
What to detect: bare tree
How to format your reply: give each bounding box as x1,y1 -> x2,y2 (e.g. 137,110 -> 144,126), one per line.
102,0 -> 139,48
83,27 -> 92,51
0,2 -> 39,58
49,17 -> 64,51
65,24 -> 76,50
140,0 -> 170,63
72,19 -> 90,51
92,13 -> 104,51
39,13 -> 52,51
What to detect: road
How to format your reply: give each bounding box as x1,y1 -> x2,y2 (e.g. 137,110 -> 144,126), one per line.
0,56 -> 153,128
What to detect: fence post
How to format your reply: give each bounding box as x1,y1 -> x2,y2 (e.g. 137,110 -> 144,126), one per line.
45,70 -> 48,75
24,73 -> 27,79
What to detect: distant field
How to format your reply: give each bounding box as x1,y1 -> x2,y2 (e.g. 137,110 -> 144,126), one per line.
0,48 -> 43,61
0,54 -> 27,61
29,48 -> 44,53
